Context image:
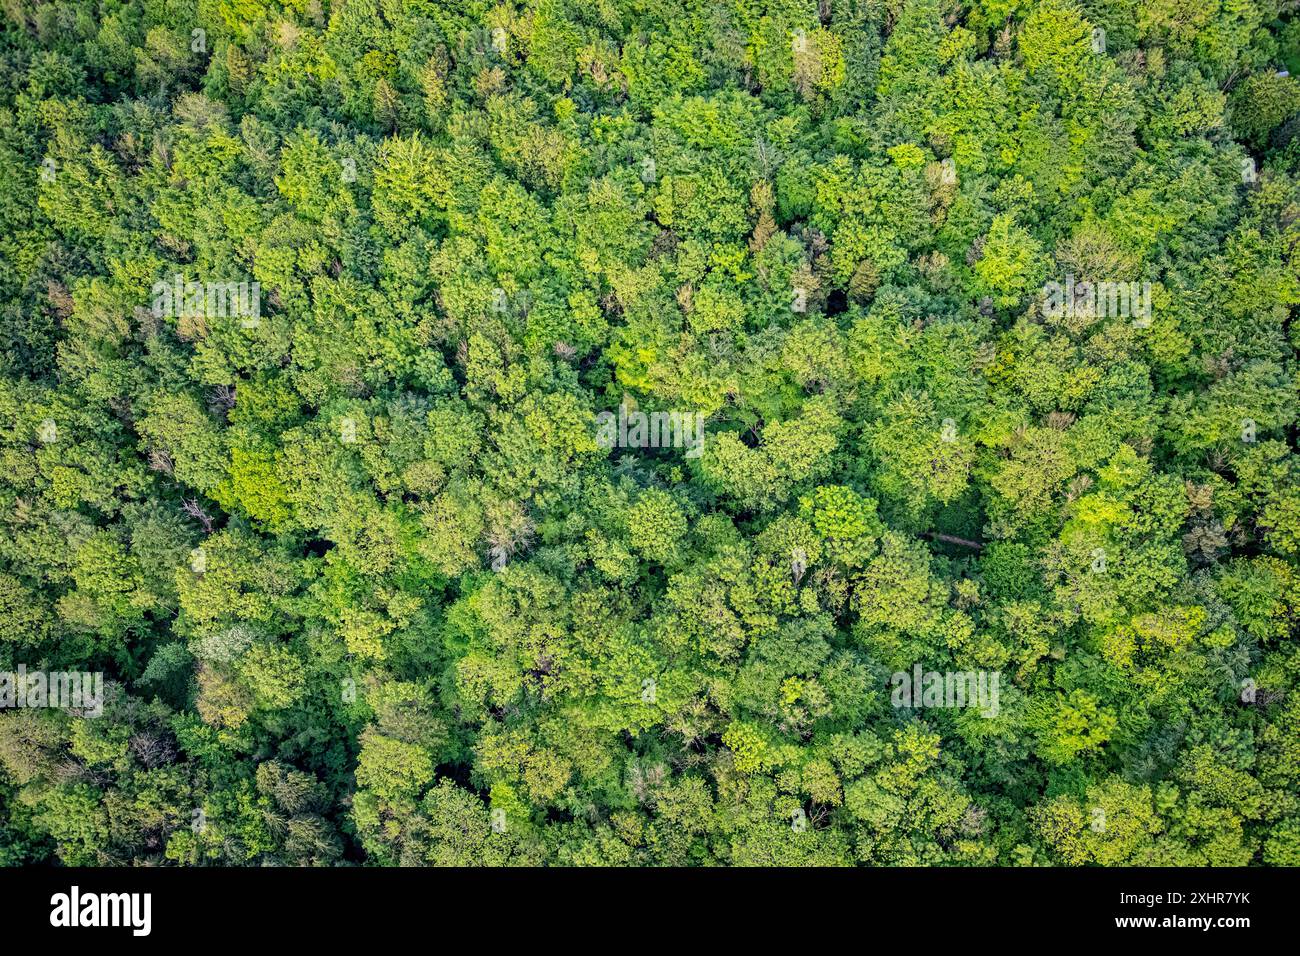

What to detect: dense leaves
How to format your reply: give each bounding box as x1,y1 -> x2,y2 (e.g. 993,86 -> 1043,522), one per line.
1,0 -> 1299,866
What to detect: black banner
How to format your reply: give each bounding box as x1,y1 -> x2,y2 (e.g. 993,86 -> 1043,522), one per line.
0,866 -> 1292,943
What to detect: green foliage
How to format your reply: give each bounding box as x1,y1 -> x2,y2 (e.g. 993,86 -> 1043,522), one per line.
0,0 -> 1297,868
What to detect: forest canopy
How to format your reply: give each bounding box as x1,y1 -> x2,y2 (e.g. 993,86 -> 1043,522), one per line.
2,0 -> 1300,867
